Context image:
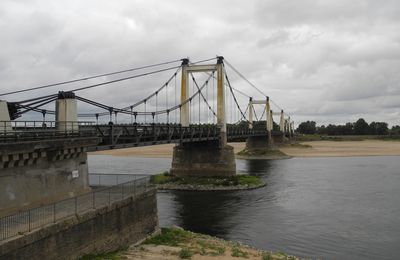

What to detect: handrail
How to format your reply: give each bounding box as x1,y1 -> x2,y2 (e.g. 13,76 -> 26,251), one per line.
0,175 -> 154,241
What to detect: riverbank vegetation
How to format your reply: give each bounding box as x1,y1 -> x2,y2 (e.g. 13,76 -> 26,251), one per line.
139,227 -> 300,259
296,134 -> 400,142
297,118 -> 400,137
82,227 -> 302,259
152,172 -> 264,189
237,148 -> 288,157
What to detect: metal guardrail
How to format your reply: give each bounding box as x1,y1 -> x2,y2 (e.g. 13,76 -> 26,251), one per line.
89,173 -> 150,186
0,175 -> 154,242
0,120 -> 93,130
0,120 -> 94,143
0,120 -> 283,146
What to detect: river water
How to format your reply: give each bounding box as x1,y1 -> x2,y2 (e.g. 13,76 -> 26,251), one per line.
89,155 -> 400,260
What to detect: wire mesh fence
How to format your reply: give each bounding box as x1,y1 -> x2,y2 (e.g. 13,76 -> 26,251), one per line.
0,175 -> 153,242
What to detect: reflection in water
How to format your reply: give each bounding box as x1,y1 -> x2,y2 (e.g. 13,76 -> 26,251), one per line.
170,191 -> 243,237
244,159 -> 273,175
161,159 -> 276,237
90,155 -> 400,260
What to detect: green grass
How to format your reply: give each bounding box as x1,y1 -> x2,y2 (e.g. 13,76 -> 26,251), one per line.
144,227 -> 226,258
196,240 -> 225,256
79,250 -> 125,260
231,246 -> 249,258
151,171 -> 176,184
288,143 -> 312,148
179,248 -> 193,259
237,148 -> 287,157
151,172 -> 263,187
143,227 -> 192,246
262,253 -> 272,260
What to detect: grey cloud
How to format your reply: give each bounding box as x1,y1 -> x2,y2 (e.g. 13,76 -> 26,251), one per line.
254,0 -> 400,27
258,30 -> 290,47
0,0 -> 399,125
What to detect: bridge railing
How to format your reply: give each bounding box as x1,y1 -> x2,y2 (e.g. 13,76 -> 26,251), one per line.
86,123 -> 221,147
227,125 -> 269,137
0,175 -> 154,242
89,173 -> 150,186
0,121 -> 94,142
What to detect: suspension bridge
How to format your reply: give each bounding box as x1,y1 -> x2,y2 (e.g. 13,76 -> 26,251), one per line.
0,56 -> 294,211
0,56 -> 294,147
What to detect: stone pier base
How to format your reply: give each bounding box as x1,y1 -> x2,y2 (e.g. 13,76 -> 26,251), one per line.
170,141 -> 236,177
245,136 -> 271,152
272,134 -> 288,144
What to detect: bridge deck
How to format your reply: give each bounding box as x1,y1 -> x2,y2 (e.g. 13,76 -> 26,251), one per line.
0,123 -> 283,151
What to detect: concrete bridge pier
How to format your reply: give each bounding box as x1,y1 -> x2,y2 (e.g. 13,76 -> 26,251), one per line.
170,140 -> 236,176
245,135 -> 270,152
244,97 -> 273,152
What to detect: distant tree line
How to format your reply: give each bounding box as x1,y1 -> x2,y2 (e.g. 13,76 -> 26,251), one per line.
297,118 -> 400,135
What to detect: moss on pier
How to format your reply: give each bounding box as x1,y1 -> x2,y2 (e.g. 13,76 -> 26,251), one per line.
237,148 -> 287,157
151,172 -> 263,189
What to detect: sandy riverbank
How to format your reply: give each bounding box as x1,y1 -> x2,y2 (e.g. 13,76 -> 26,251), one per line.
95,227 -> 301,260
90,140 -> 400,158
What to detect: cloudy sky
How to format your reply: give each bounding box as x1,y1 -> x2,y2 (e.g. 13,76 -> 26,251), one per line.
1,0 -> 399,126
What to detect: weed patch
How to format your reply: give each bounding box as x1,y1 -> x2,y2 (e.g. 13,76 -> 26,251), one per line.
143,227 -> 192,246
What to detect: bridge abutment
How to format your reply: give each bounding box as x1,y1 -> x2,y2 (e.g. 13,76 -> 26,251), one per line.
170,140 -> 236,176
0,137 -> 99,216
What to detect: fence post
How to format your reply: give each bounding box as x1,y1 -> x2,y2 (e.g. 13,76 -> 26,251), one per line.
92,191 -> 95,209
108,189 -> 111,205
28,210 -> 31,232
75,197 -> 78,215
122,184 -> 124,199
53,203 -> 56,223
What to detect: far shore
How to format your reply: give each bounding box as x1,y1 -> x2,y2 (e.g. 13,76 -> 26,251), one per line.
90,140 -> 400,158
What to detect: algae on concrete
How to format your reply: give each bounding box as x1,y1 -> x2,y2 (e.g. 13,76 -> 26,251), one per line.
151,172 -> 265,191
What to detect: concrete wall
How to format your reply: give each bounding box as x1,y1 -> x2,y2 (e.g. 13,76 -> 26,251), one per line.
272,134 -> 287,144
245,136 -> 270,151
0,190 -> 158,260
171,140 -> 236,176
0,101 -> 11,132
0,138 -> 99,216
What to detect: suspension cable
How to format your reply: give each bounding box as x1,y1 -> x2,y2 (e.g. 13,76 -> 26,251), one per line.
70,65 -> 181,92
0,59 -> 182,97
190,73 -> 217,118
224,58 -> 291,118
223,65 -> 248,122
224,59 -> 266,97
